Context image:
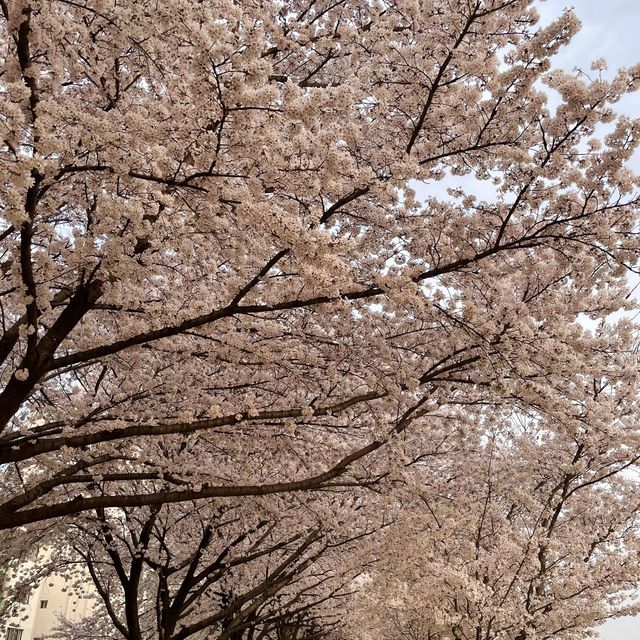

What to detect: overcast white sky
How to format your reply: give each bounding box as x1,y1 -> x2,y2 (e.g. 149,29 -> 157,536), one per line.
535,2 -> 640,639
537,0 -> 640,123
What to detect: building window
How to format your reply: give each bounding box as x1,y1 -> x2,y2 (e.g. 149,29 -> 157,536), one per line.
5,628 -> 23,640
40,600 -> 48,609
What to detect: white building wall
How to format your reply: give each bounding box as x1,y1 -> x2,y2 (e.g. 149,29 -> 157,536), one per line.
2,548 -> 96,640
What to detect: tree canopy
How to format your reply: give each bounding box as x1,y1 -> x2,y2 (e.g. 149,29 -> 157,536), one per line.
1,1 -> 640,638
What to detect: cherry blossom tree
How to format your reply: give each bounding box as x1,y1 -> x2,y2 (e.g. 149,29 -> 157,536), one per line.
54,492 -> 376,640
345,411 -> 640,640
2,2 -> 640,639
1,0 -> 639,554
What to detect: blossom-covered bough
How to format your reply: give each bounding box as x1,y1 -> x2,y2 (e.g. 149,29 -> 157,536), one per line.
0,0 -> 639,563
60,493 -> 372,640
345,424 -> 640,640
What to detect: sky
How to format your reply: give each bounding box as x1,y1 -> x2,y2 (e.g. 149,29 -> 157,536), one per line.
535,2 -> 640,639
537,0 -> 640,124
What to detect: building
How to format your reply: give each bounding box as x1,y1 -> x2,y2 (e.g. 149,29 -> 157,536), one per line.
2,547 -> 96,640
